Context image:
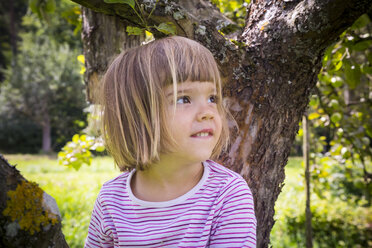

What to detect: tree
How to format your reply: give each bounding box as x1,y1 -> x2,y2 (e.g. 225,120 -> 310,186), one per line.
0,0 -> 28,81
0,5 -> 87,153
68,0 -> 372,246
0,32 -> 86,153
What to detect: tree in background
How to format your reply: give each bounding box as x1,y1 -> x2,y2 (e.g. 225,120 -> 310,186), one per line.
0,0 -> 87,153
0,0 -> 28,81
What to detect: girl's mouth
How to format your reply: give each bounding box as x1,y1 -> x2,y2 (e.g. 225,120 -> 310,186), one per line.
191,129 -> 213,137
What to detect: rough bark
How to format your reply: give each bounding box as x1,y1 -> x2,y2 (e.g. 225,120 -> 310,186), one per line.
0,154 -> 68,248
81,7 -> 146,102
71,0 -> 372,246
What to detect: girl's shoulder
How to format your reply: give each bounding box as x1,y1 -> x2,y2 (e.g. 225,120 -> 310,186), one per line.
205,159 -> 244,181
204,160 -> 253,202
99,171 -> 132,194
204,159 -> 248,188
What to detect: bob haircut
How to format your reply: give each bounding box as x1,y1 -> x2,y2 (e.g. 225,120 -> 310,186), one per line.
98,35 -> 230,171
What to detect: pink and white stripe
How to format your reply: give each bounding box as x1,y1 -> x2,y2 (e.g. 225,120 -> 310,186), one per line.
85,160 -> 256,247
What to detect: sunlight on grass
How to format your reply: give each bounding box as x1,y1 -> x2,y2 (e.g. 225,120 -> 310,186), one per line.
4,154 -> 120,248
271,157 -> 304,247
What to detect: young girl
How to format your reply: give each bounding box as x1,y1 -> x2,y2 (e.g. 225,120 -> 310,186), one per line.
85,36 -> 256,247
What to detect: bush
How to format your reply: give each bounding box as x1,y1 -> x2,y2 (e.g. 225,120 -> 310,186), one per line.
0,113 -> 41,153
285,197 -> 371,247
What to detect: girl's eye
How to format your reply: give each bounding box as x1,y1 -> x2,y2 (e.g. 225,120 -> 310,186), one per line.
176,96 -> 191,104
208,95 -> 219,104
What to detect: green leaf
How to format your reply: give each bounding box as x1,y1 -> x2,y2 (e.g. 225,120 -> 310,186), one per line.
351,14 -> 370,29
58,151 -> 66,158
331,77 -> 343,88
362,137 -> 370,146
309,96 -> 319,107
104,0 -> 135,9
322,85 -> 333,95
353,40 -> 372,51
29,0 -> 42,18
361,65 -> 372,74
332,50 -> 343,60
341,147 -> 351,159
298,128 -> 303,136
333,60 -> 343,71
29,0 -> 40,14
155,22 -> 176,35
72,134 -> 80,143
44,0 -> 56,13
308,112 -> 320,120
344,62 -> 361,89
331,112 -> 342,123
77,55 -> 85,64
95,145 -> 105,152
126,26 -> 144,36
365,126 -> 372,138
328,99 -> 339,109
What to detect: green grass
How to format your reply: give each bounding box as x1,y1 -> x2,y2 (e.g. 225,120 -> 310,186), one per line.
4,154 -> 120,248
271,157 -> 305,247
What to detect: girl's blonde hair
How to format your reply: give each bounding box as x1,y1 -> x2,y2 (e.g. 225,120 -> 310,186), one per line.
98,36 -> 230,171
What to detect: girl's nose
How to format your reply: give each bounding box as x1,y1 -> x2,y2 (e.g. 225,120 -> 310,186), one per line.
196,107 -> 214,121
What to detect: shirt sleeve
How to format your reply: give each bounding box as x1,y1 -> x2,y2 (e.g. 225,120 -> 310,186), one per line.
84,193 -> 115,248
209,176 -> 257,247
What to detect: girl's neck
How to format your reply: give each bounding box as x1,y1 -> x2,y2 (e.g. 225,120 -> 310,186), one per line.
131,156 -> 204,202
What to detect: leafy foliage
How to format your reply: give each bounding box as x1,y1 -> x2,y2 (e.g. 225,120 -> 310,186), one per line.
302,14 -> 372,206
271,158 -> 371,247
58,134 -> 105,171
113,0 -> 177,37
126,26 -> 144,35
0,113 -> 41,153
271,14 -> 372,247
0,0 -> 28,82
212,0 -> 249,28
285,200 -> 371,248
29,0 -> 56,19
154,22 -> 176,35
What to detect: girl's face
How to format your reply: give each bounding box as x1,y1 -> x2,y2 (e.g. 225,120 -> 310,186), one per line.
163,81 -> 222,163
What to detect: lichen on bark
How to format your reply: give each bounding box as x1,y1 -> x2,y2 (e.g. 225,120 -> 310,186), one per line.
3,181 -> 58,235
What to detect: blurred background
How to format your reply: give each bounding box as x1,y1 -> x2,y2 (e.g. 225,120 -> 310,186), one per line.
0,0 -> 371,247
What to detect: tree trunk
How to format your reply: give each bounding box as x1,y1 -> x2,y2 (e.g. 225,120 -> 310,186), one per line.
8,0 -> 17,68
81,7 -> 145,102
303,113 -> 313,248
71,0 -> 372,246
41,114 -> 51,153
0,154 -> 68,248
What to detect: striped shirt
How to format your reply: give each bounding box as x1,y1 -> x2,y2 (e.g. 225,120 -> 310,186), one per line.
85,160 -> 256,247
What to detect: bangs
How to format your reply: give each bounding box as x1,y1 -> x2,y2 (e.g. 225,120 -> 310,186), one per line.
148,37 -> 221,90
